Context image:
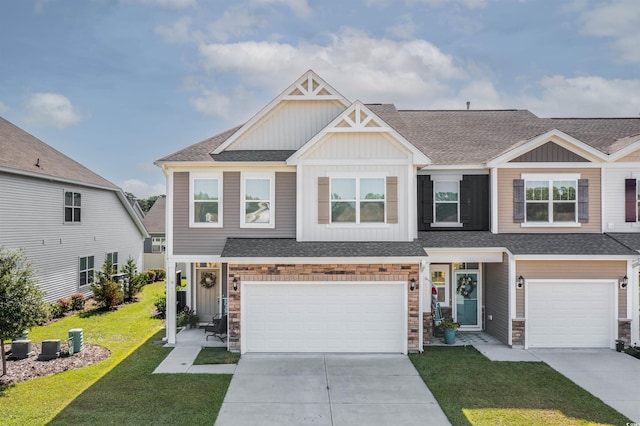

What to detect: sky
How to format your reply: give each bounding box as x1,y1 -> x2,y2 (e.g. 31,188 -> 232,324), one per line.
1,0 -> 639,198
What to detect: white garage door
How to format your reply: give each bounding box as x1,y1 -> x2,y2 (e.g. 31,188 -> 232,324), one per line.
242,281 -> 406,354
527,280 -> 616,348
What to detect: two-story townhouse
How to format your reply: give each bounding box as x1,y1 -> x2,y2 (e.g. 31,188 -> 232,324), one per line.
157,70 -> 640,353
0,117 -> 148,302
142,196 -> 167,270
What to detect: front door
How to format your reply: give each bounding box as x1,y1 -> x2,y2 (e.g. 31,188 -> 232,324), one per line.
453,270 -> 481,330
196,268 -> 219,323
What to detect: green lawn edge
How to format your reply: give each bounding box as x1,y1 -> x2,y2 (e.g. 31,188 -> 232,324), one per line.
410,346 -> 631,426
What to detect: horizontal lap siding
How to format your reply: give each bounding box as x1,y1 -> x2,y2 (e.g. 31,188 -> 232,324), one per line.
497,168 -> 601,233
515,260 -> 626,318
0,173 -> 144,301
172,171 -> 296,255
602,167 -> 638,231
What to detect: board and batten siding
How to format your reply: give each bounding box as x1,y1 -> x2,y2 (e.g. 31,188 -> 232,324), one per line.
229,100 -> 345,151
297,132 -> 414,242
497,168 -> 601,233
0,172 -> 144,302
172,171 -> 296,255
602,166 -> 640,231
515,260 -> 627,318
484,253 -> 510,344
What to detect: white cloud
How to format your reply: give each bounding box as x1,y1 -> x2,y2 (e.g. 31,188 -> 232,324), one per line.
132,0 -> 196,8
23,93 -> 83,129
206,7 -> 266,42
120,179 -> 166,199
250,0 -> 312,18
189,86 -> 258,122
576,0 -> 640,62
0,100 -> 9,114
409,0 -> 487,9
154,16 -> 194,44
518,75 -> 640,117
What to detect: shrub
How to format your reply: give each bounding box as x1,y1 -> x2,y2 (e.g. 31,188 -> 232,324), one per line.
90,257 -> 124,310
121,257 -> 147,302
151,268 -> 166,281
153,294 -> 166,319
144,270 -> 156,283
56,297 -> 72,313
70,293 -> 85,311
177,306 -> 198,327
49,302 -> 64,319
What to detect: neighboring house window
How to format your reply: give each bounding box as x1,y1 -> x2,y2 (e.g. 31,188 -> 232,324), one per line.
106,252 -> 118,274
64,191 -> 81,223
152,237 -> 165,253
189,173 -> 222,227
330,177 -> 385,223
241,172 -> 275,228
515,174 -> 588,225
625,179 -> 640,222
433,181 -> 459,223
79,256 -> 94,287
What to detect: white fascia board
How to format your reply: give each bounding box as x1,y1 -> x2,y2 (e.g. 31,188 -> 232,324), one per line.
608,139 -> 640,161
287,101 -> 431,166
212,70 -> 350,155
221,256 -> 426,264
167,254 -> 222,264
485,129 -> 609,167
0,165 -> 120,192
514,254 -> 639,261
423,248 -> 507,263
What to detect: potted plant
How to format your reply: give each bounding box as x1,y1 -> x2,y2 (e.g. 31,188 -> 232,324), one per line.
439,318 -> 460,344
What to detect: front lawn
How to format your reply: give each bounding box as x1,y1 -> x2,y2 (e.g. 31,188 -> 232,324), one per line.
410,346 -> 631,426
193,347 -> 240,365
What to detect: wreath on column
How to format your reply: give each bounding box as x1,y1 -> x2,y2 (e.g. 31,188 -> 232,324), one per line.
456,274 -> 476,297
200,272 -> 216,288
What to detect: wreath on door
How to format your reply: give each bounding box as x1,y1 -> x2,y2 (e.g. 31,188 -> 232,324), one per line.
200,272 -> 216,288
456,274 -> 476,297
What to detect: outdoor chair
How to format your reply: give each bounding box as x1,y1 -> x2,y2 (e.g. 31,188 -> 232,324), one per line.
204,314 -> 227,342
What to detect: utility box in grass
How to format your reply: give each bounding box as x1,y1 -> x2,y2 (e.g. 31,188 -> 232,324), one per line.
11,340 -> 34,359
40,339 -> 61,360
68,328 -> 84,354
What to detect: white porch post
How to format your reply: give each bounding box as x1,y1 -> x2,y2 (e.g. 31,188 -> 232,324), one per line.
166,262 -> 177,345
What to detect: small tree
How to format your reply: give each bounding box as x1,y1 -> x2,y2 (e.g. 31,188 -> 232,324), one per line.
0,246 -> 48,376
120,257 -> 147,302
90,257 -> 123,310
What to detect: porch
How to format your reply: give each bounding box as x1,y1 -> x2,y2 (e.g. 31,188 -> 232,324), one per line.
165,326 -> 228,349
426,331 -> 502,347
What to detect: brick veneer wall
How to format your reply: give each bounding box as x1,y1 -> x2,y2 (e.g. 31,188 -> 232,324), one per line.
618,319 -> 631,345
512,319 -> 525,347
423,312 -> 433,344
228,263 -> 420,352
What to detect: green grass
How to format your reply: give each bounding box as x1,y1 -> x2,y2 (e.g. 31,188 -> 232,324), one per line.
193,347 -> 240,365
410,346 -> 631,426
1,282 -> 226,425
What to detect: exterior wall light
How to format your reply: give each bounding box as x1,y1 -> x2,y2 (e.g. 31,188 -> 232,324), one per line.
232,277 -> 238,291
517,275 -> 525,289
410,278 -> 416,291
620,275 -> 628,289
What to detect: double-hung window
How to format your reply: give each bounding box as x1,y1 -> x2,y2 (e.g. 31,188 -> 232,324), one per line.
152,237 -> 165,253
433,181 -> 459,224
241,172 -> 275,228
64,191 -> 81,223
523,174 -> 578,224
190,172 -> 222,227
79,256 -> 94,287
330,177 -> 385,223
106,252 -> 118,275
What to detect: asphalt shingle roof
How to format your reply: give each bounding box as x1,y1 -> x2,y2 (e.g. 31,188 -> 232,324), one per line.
142,196 -> 166,234
157,126 -> 242,162
606,233 -> 640,252
0,116 -> 117,188
222,238 -> 427,258
211,150 -> 296,162
417,231 -> 639,256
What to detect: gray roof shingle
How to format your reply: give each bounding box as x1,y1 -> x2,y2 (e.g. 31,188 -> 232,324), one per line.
606,233 -> 640,252
0,116 -> 117,188
142,196 -> 166,234
157,126 -> 242,162
211,150 -> 296,162
222,238 -> 427,258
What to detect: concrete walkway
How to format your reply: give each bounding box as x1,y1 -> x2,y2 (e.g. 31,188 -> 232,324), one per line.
214,354 -> 451,426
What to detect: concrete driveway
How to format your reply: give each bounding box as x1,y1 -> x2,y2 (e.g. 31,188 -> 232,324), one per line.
528,349 -> 640,422
214,353 -> 450,426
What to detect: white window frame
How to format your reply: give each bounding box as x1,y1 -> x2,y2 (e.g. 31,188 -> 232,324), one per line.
241,171 -> 275,228
106,251 -> 118,274
79,255 -> 94,287
431,264 -> 450,307
431,175 -> 463,228
189,172 -> 223,228
151,236 -> 165,253
64,190 -> 81,223
636,179 -> 640,222
522,173 -> 580,227
329,175 -> 387,225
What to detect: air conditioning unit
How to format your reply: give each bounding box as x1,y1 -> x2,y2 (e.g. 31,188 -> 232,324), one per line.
11,340 -> 34,359
39,339 -> 61,360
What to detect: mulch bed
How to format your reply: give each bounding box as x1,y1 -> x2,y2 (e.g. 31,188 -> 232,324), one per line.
1,342 -> 110,385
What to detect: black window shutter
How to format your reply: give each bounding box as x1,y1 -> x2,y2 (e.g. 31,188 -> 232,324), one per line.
577,179 -> 589,223
513,179 -> 525,223
625,179 -> 637,222
460,177 -> 471,224
418,176 -> 433,227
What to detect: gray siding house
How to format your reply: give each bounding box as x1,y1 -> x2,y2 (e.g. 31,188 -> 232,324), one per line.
0,117 -> 148,302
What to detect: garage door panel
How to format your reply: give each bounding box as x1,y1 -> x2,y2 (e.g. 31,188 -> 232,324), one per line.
527,281 -> 615,348
243,282 -> 405,353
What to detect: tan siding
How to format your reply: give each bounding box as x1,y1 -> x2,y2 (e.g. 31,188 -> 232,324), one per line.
497,168 -> 601,233
484,253 -> 510,344
386,176 -> 398,224
173,171 -> 296,255
617,149 -> 640,162
318,177 -> 329,224
516,260 -> 627,317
